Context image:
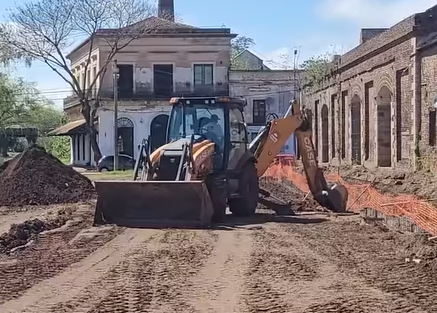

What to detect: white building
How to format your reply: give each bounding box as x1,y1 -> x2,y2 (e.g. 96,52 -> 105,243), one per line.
49,0 -> 235,166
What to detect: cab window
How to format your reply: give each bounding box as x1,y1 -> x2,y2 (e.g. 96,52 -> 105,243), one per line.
168,103 -> 225,152
227,108 -> 247,170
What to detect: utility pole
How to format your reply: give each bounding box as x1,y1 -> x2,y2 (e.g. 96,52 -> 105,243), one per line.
113,60 -> 119,171
293,48 -> 300,160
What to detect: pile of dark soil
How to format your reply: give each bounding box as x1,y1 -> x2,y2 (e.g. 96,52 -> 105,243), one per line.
0,145 -> 95,206
259,177 -> 320,212
0,208 -> 72,253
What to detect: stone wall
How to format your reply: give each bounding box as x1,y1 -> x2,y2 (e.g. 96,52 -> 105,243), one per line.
302,4 -> 437,170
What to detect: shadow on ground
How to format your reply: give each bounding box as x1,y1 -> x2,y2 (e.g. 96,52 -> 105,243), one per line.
213,213 -> 328,230
92,212 -> 329,231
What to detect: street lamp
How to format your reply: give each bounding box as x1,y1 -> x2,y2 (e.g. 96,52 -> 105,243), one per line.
113,60 -> 120,171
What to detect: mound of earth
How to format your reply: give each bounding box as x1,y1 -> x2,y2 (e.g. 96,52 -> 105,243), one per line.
259,177 -> 319,212
0,145 -> 95,207
0,212 -> 70,253
293,162 -> 437,201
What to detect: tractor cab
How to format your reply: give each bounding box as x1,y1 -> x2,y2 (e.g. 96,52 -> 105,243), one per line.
166,96 -> 249,171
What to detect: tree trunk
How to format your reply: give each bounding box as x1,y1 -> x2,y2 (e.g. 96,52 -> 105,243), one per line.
89,127 -> 101,163
81,98 -> 102,166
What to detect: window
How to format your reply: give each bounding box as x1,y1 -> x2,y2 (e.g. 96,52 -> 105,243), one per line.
82,135 -> 86,161
229,108 -> 247,144
252,100 -> 266,125
118,64 -> 134,98
228,108 -> 247,170
92,67 -> 97,96
86,69 -> 90,89
168,103 -> 225,153
194,64 -> 213,86
430,110 -> 436,146
153,64 -> 173,97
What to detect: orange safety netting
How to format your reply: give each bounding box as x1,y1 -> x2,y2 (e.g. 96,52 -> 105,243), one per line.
264,160 -> 437,236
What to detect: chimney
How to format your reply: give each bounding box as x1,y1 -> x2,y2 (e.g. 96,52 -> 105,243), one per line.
158,0 -> 174,21
360,28 -> 388,44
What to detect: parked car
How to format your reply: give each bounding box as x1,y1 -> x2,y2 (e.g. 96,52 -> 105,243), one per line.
97,154 -> 136,172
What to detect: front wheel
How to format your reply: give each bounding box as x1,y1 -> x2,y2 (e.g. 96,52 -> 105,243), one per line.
205,174 -> 227,222
229,162 -> 259,217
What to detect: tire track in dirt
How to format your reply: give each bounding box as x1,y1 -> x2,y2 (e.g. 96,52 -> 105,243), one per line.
244,220 -> 409,313
282,218 -> 433,313
0,228 -> 151,313
242,225 -> 317,312
42,229 -> 217,313
184,229 -> 253,312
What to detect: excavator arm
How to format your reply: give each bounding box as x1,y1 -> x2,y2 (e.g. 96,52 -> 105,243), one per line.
250,100 -> 349,213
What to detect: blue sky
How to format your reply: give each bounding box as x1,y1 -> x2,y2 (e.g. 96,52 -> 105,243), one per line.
1,0 -> 436,108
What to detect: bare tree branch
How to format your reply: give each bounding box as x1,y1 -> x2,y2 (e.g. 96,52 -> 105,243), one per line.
0,0 -> 166,161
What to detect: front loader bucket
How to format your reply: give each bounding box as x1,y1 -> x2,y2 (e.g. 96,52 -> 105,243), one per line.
93,180 -> 214,228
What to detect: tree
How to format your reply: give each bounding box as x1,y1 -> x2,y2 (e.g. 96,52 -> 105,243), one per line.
0,73 -> 31,128
230,35 -> 255,70
0,72 -> 63,130
0,71 -> 68,157
231,36 -> 255,57
300,54 -> 332,90
0,0 -> 165,162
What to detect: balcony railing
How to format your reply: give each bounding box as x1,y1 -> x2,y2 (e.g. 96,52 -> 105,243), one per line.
63,83 -> 229,108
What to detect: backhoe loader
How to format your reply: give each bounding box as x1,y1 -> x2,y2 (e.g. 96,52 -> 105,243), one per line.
93,97 -> 348,228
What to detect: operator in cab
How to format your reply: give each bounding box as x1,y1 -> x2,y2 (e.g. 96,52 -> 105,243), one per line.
202,114 -> 224,148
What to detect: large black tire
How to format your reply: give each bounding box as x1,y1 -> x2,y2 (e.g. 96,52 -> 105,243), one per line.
205,174 -> 227,222
229,162 -> 259,217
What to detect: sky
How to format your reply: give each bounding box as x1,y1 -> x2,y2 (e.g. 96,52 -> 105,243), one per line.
1,0 -> 437,108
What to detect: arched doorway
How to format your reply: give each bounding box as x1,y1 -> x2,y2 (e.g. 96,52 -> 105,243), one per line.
351,94 -> 361,165
150,114 -> 169,152
321,104 -> 329,162
117,117 -> 134,157
377,86 -> 392,167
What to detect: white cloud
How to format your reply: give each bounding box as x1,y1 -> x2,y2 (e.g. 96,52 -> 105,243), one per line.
262,0 -> 437,66
317,0 -> 437,26
262,44 -> 352,69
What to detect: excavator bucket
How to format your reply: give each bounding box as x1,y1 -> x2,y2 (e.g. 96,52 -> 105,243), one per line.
325,183 -> 349,213
93,180 -> 214,228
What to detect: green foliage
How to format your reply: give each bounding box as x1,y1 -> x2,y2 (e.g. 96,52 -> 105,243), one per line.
0,71 -> 65,130
231,36 -> 255,58
300,54 -> 332,89
0,70 -> 69,160
39,136 -> 70,163
230,35 -> 256,70
0,73 -> 30,128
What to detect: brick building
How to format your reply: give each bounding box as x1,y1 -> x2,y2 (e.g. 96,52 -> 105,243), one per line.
302,4 -> 437,170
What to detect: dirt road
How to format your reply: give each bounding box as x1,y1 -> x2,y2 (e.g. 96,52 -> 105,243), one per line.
0,205 -> 436,313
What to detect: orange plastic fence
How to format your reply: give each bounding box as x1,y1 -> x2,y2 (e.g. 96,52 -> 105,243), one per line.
264,162 -> 437,236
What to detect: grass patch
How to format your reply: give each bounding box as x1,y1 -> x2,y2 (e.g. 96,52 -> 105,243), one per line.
83,170 -> 134,181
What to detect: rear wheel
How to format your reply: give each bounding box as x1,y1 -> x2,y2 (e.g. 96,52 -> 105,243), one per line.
229,162 -> 259,217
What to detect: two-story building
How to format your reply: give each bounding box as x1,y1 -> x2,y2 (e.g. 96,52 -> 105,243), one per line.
230,51 -> 302,154
50,0 -> 236,166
